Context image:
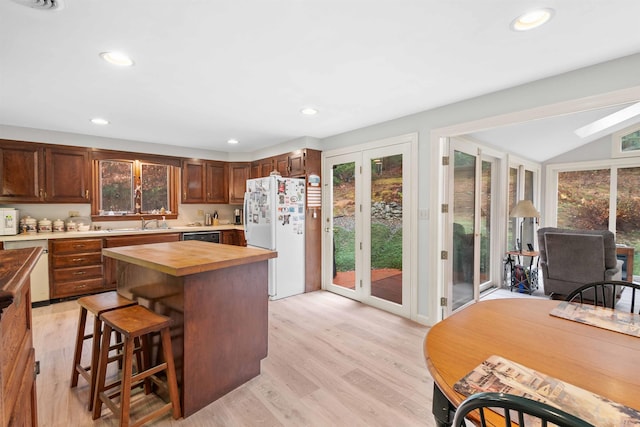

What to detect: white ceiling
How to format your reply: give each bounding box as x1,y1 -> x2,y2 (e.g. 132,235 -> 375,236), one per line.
2,0 -> 640,156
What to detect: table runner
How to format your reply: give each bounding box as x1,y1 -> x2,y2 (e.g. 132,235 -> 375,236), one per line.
550,301 -> 640,337
453,355 -> 640,427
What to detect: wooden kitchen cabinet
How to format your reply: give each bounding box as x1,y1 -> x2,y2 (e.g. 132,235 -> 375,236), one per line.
1,247 -> 41,427
44,146 -> 91,203
0,139 -> 43,202
182,159 -> 229,204
0,140 -> 90,203
228,162 -> 250,204
103,233 -> 181,288
205,161 -> 229,203
49,238 -> 104,299
251,158 -> 273,178
181,159 -> 206,203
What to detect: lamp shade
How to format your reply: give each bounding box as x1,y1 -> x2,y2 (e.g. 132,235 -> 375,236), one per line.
510,200 -> 540,218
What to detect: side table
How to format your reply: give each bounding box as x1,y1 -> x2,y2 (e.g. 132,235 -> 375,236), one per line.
505,250 -> 539,294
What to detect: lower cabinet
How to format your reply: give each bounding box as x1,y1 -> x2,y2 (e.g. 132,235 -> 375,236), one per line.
1,248 -> 39,427
103,233 -> 181,288
221,230 -> 247,246
49,238 -> 104,299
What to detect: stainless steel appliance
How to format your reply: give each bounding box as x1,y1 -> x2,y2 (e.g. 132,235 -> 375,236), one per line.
234,208 -> 243,225
181,231 -> 221,243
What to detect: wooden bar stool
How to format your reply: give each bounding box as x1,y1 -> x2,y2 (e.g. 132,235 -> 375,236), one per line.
92,304 -> 181,427
70,291 -> 137,410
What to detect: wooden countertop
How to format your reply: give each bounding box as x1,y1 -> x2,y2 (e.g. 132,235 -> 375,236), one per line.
0,247 -> 42,315
102,240 -> 277,277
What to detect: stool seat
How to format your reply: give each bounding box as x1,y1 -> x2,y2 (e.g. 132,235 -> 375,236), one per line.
71,291 -> 137,411
93,305 -> 181,426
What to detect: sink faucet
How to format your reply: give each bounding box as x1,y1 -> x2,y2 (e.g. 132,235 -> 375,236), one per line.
141,217 -> 158,230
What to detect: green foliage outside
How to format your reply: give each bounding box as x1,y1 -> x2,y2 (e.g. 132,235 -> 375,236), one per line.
333,224 -> 403,272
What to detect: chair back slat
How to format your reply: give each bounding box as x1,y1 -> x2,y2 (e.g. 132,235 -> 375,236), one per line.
565,280 -> 640,314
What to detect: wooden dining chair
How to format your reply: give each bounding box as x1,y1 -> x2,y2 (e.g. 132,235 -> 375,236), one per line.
565,280 -> 640,313
451,392 -> 594,427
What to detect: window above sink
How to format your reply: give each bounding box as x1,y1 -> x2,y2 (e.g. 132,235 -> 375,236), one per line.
91,150 -> 179,221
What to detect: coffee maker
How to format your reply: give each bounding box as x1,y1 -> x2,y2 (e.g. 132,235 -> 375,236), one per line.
234,208 -> 243,225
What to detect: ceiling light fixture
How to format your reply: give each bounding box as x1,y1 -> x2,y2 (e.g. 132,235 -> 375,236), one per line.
511,8 -> 554,31
227,139 -> 239,145
574,101 -> 640,139
100,51 -> 134,67
300,107 -> 318,116
90,118 -> 109,125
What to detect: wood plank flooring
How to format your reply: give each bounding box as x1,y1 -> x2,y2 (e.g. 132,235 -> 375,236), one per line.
32,290 -> 434,426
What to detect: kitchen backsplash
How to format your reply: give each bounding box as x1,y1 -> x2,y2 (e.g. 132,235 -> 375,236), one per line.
1,203 -> 241,229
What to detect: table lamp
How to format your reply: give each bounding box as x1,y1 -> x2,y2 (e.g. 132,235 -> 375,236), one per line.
510,200 -> 540,253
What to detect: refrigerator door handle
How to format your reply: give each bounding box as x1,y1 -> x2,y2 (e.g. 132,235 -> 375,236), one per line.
243,192 -> 250,240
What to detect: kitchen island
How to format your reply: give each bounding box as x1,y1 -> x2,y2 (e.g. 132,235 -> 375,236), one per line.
102,240 -> 277,417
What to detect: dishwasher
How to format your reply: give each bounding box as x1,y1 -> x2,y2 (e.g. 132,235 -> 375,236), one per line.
181,231 -> 221,243
3,240 -> 50,304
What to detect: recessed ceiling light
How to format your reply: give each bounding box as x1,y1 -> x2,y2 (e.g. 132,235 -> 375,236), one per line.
100,51 -> 134,67
227,139 -> 239,145
511,8 -> 554,31
90,118 -> 109,125
300,107 -> 318,116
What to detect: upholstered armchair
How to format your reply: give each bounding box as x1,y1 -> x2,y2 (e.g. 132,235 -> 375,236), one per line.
537,227 -> 623,298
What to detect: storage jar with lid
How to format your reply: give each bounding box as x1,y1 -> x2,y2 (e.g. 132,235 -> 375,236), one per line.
66,219 -> 77,232
24,216 -> 37,233
53,218 -> 65,232
38,218 -> 52,233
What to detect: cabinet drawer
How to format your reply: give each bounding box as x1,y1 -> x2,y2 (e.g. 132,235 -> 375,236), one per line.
52,252 -> 102,268
51,238 -> 102,254
52,278 -> 104,298
53,265 -> 103,282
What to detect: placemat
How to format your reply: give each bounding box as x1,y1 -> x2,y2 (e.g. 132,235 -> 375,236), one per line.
550,301 -> 640,337
453,355 -> 640,427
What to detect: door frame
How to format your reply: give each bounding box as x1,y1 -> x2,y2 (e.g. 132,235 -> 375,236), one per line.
322,133 -> 419,320
444,137 -> 503,315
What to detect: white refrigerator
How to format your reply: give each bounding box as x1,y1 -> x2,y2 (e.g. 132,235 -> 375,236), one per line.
244,175 -> 305,300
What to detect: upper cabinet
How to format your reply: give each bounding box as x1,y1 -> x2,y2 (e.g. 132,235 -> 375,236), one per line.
0,140 -> 42,202
250,158 -> 273,178
181,159 -> 206,203
45,146 -> 91,203
205,161 -> 229,204
182,159 -> 229,204
0,140 -> 90,203
228,162 -> 250,204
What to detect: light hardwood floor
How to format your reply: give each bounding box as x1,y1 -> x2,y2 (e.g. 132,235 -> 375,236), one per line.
32,290 -> 434,426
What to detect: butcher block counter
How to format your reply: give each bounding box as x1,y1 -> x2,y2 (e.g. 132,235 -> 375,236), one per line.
102,240 -> 277,417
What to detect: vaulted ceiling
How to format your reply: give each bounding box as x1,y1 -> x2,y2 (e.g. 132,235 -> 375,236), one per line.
2,1 -> 640,155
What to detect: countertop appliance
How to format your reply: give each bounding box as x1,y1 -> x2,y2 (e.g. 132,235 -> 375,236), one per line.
181,230 -> 221,243
3,239 -> 49,304
1,208 -> 18,235
244,175 -> 305,300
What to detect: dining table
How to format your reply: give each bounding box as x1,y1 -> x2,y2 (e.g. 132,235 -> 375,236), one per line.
424,298 -> 640,426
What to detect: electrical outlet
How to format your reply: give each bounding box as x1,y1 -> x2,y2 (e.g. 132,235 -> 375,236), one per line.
197,209 -> 204,217
68,210 -> 79,217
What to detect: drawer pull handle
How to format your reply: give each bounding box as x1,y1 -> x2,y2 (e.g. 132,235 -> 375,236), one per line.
73,244 -> 85,248
72,271 -> 86,275
72,258 -> 85,262
75,284 -> 87,289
